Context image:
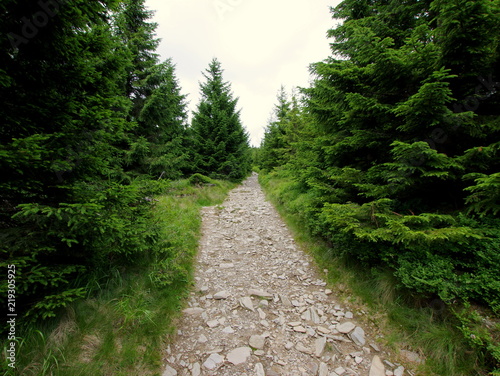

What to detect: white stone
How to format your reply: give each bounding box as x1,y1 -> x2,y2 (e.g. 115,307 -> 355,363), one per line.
255,363 -> 265,376
257,308 -> 266,320
214,291 -> 230,300
191,362 -> 201,376
227,347 -> 251,365
336,322 -> 356,334
350,326 -> 366,346
206,320 -> 219,328
249,335 -> 266,350
394,366 -> 405,376
345,312 -> 354,319
248,289 -> 273,299
239,297 -> 255,312
285,342 -> 294,350
334,366 -> 346,375
294,326 -> 307,333
222,326 -> 235,334
369,355 -> 386,376
162,365 -> 177,376
203,353 -> 224,370
183,308 -> 204,316
319,362 -> 329,376
315,336 -> 327,357
296,342 -> 311,354
197,334 -> 208,343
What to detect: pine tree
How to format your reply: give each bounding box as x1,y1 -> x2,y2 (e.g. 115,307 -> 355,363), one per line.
190,58 -> 251,181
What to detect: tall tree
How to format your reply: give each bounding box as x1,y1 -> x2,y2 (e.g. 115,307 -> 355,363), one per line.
190,58 -> 251,181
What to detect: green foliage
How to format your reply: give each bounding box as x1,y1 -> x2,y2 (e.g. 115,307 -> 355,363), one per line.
190,58 -> 251,181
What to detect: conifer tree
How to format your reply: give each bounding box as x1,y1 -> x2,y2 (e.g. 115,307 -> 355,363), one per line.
190,58 -> 250,181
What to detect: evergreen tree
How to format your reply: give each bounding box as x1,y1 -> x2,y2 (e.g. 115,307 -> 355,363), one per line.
190,58 -> 251,181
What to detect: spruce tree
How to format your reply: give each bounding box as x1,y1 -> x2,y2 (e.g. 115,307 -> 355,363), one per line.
190,58 -> 250,181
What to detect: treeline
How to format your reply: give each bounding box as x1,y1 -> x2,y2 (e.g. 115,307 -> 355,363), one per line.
257,0 -> 499,371
1,0 -> 250,322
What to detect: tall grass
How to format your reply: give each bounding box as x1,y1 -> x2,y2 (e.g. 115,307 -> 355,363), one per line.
259,170 -> 489,376
2,178 -> 235,376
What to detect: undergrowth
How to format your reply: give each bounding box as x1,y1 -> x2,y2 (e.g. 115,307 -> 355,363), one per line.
1,176 -> 235,376
259,170 -> 498,376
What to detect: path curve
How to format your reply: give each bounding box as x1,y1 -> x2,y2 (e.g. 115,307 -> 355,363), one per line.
162,174 -> 405,376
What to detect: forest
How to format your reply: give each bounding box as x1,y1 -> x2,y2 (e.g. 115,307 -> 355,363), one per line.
257,0 -> 500,374
1,0 -> 499,375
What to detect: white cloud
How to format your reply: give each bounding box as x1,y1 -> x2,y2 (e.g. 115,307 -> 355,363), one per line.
146,0 -> 340,146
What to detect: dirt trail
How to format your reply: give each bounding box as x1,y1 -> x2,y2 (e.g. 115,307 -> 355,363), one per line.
162,173 -> 409,376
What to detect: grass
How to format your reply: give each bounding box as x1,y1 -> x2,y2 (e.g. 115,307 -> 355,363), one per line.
258,170 -> 490,376
3,178 -> 235,376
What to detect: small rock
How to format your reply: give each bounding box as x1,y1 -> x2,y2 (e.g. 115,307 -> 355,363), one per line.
350,327 -> 366,346
285,341 -> 294,350
370,343 -> 381,352
280,294 -> 292,307
337,322 -> 356,334
317,326 -> 331,334
315,336 -> 327,357
288,321 -> 302,327
227,347 -> 251,365
197,334 -> 208,343
254,350 -> 265,356
296,342 -> 311,354
325,289 -> 333,295
257,308 -> 266,320
255,363 -> 265,376
334,366 -> 346,375
249,335 -> 266,350
369,355 -> 385,376
319,362 -> 329,376
162,365 -> 177,376
183,308 -> 204,316
355,356 -> 363,364
206,320 -> 219,328
239,297 -> 255,312
219,263 -> 234,269
345,311 -> 354,319
394,366 -> 405,376
400,350 -> 422,364
203,353 -> 224,370
307,361 -> 319,375
248,289 -> 273,299
294,326 -> 307,333
222,326 -> 235,334
214,291 -> 230,300
191,362 -> 201,376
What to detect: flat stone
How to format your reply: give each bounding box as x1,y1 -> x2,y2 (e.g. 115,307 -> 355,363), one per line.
162,365 -> 177,376
280,294 -> 292,307
255,363 -> 265,376
400,350 -> 422,364
222,326 -> 235,334
206,320 -> 219,328
219,263 -> 234,269
249,335 -> 266,350
315,336 -> 327,357
325,289 -> 333,295
227,347 -> 251,365
197,334 -> 208,343
337,322 -> 356,334
334,366 -> 346,375
394,366 -> 405,376
317,326 -> 331,334
191,362 -> 201,376
370,343 -> 381,352
239,297 -> 255,312
296,342 -> 311,354
203,353 -> 224,370
350,326 -> 366,346
345,312 -> 354,319
369,355 -> 385,376
248,289 -> 273,299
319,362 -> 329,376
182,308 -> 205,316
214,291 -> 230,300
285,341 -> 294,350
294,326 -> 307,333
288,321 -> 302,327
257,308 -> 266,320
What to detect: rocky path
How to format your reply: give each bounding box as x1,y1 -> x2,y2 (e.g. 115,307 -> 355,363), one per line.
162,174 -> 410,376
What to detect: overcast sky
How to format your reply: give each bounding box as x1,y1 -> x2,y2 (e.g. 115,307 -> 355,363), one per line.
145,0 -> 342,146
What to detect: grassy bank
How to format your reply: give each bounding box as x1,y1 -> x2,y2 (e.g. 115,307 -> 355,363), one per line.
3,178 -> 235,376
259,170 -> 494,376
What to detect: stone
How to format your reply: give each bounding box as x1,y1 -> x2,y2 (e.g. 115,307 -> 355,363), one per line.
394,366 -> 405,376
182,308 -> 204,316
370,343 -> 381,352
280,294 -> 292,307
307,361 -> 319,375
239,297 -> 255,312
206,320 -> 219,328
400,350 -> 422,364
162,365 -> 177,376
296,342 -> 312,354
285,341 -> 294,350
202,353 -> 224,370
334,366 -> 346,375
345,311 -> 354,319
197,334 -> 208,343
336,322 -> 356,334
255,363 -> 265,376
214,291 -> 230,300
317,326 -> 331,334
257,308 -> 266,320
294,326 -> 307,333
350,326 -> 366,346
319,362 -> 329,376
222,326 -> 235,334
315,336 -> 327,357
288,321 -> 302,327
191,362 -> 201,376
369,355 -> 386,376
325,289 -> 333,295
249,335 -> 266,350
227,347 -> 251,365
248,289 -> 273,299
219,263 -> 234,269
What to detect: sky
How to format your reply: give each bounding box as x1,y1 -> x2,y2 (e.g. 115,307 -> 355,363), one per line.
145,0 -> 342,146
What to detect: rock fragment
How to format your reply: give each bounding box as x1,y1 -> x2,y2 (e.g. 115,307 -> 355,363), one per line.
369,355 -> 385,376
227,347 -> 251,365
239,297 -> 255,312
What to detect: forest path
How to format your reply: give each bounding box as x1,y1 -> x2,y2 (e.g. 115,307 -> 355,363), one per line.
162,173 -> 406,376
